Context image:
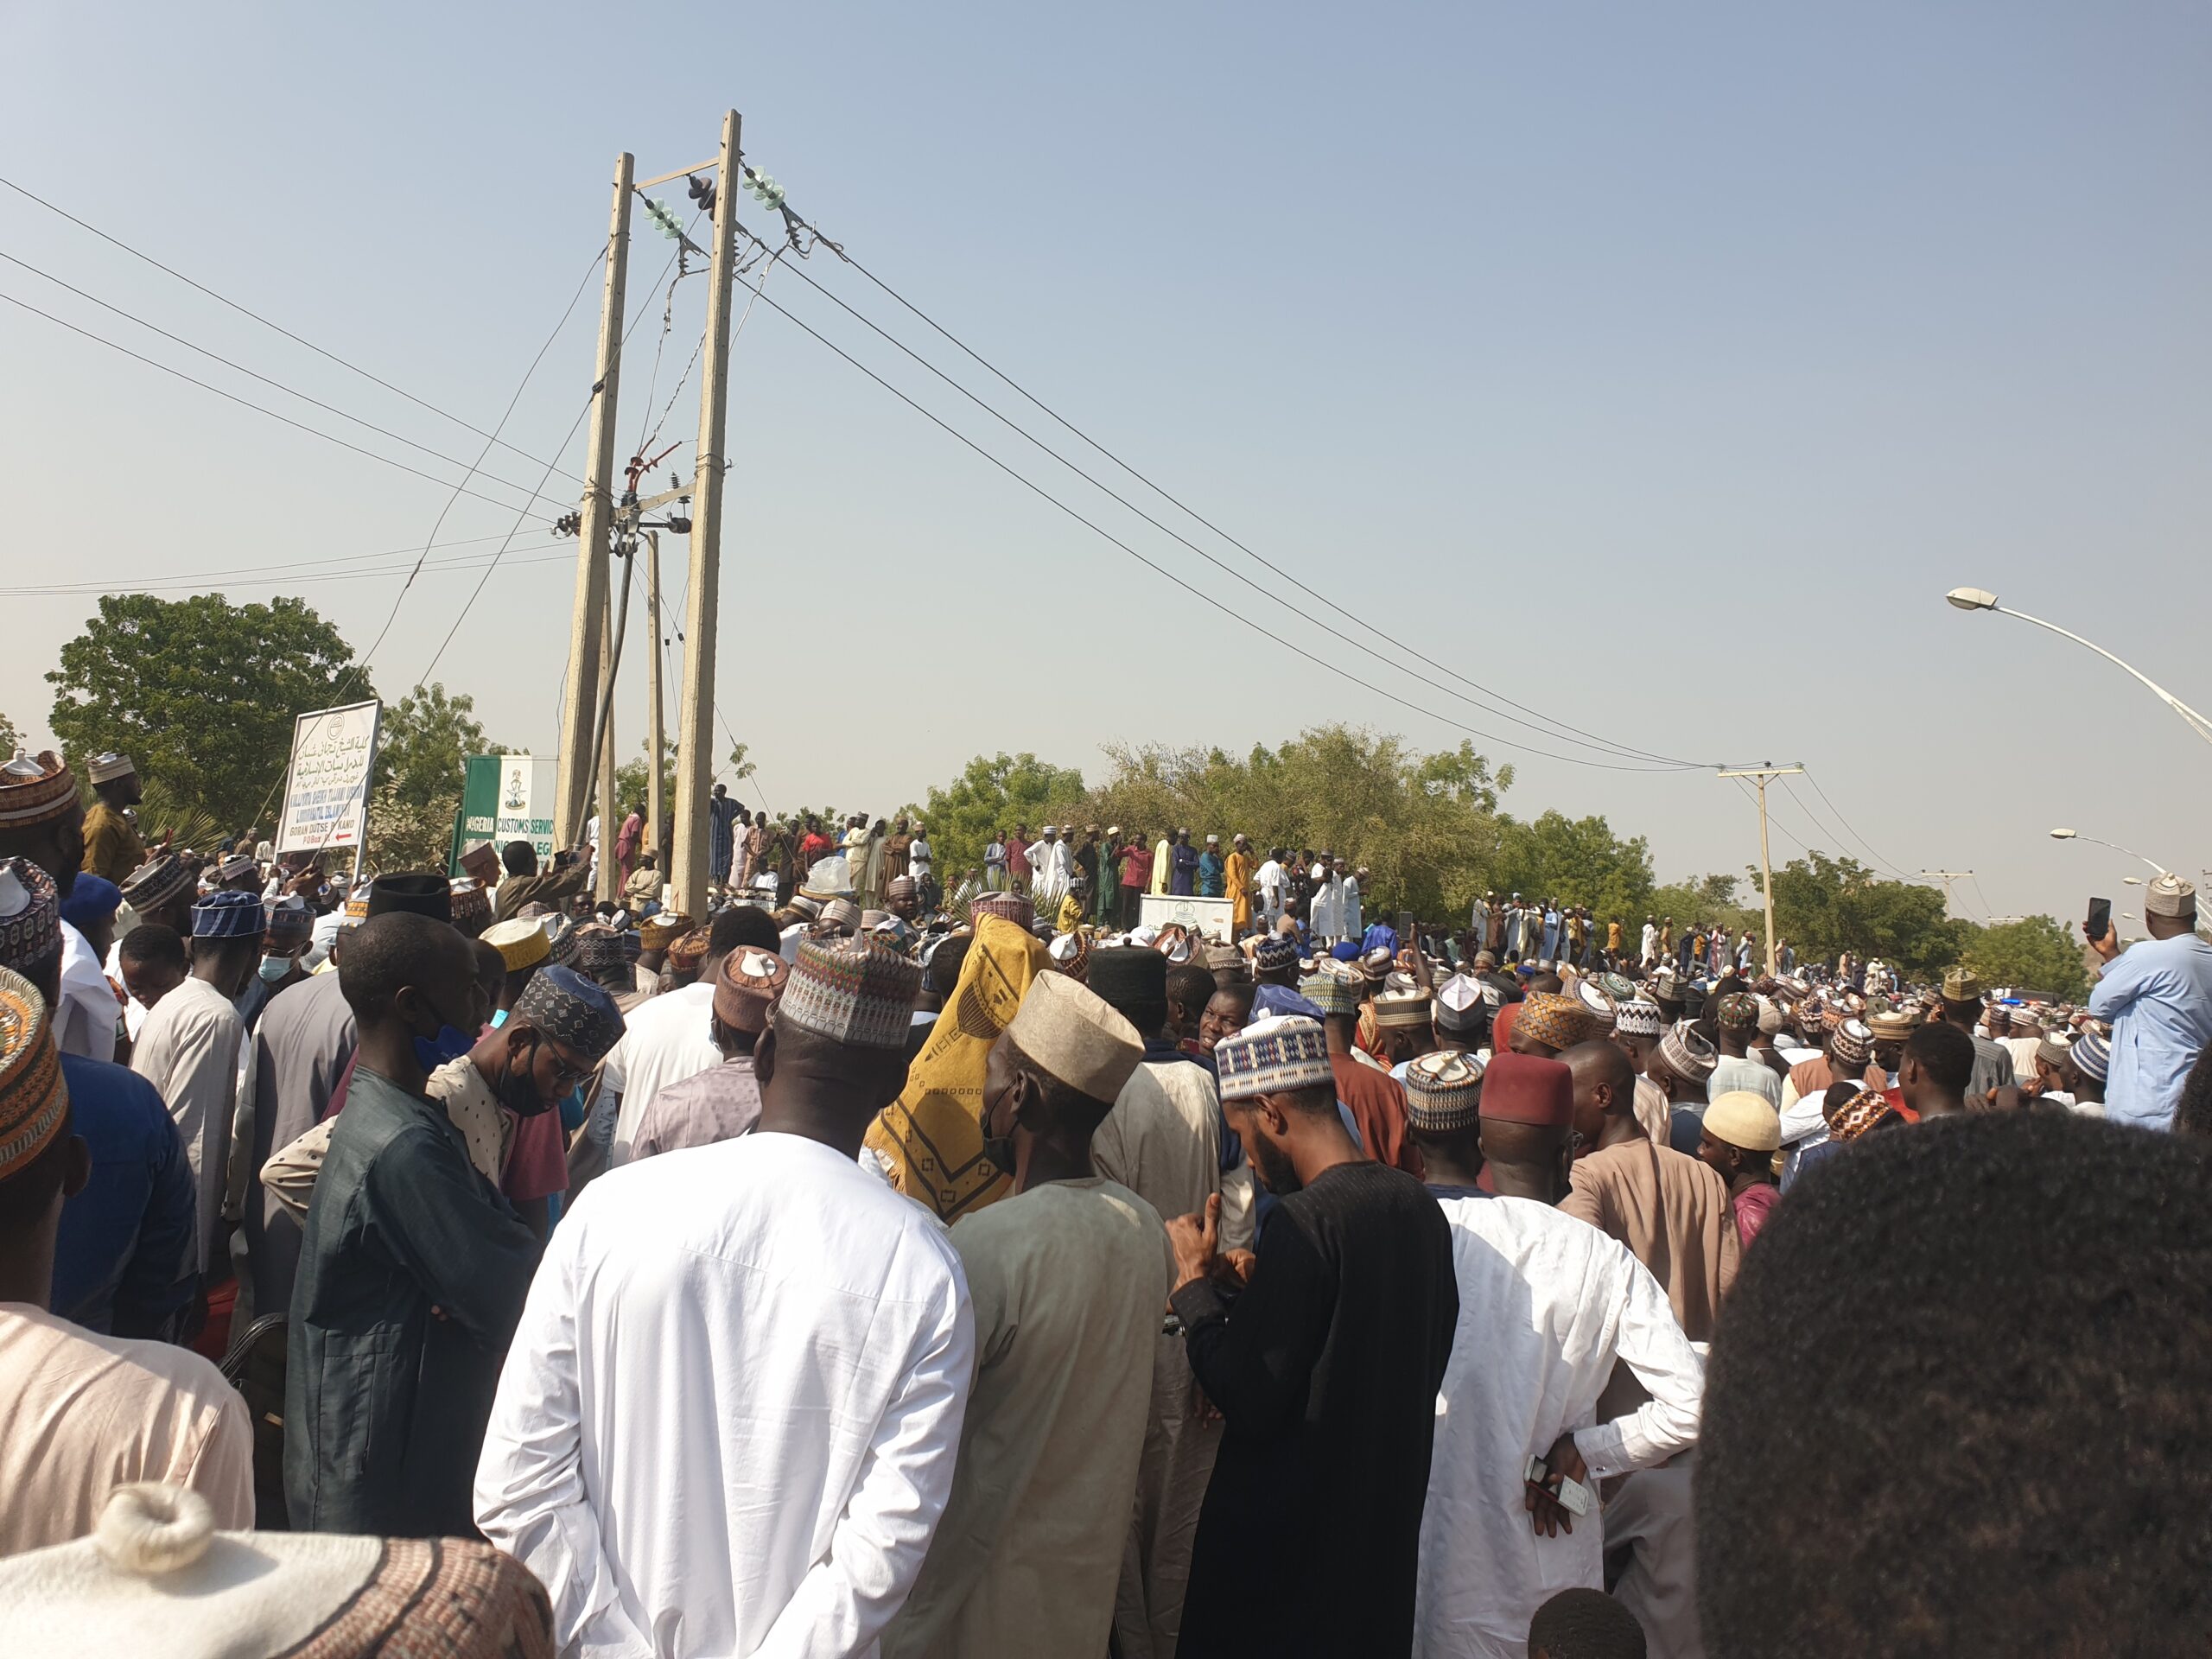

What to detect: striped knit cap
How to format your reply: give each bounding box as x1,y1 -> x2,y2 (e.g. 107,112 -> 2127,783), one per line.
2071,1028 -> 2110,1083
0,966 -> 67,1180
779,937 -> 921,1050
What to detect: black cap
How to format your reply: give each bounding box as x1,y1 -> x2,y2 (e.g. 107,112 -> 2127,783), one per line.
365,870 -> 453,924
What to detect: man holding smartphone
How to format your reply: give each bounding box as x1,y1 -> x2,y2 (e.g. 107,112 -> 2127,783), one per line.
2086,874 -> 2212,1131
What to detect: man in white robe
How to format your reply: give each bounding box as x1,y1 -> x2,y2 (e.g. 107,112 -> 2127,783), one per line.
475,938 -> 972,1658
130,893 -> 260,1276
1026,825 -> 1074,909
884,974 -> 1168,1659
1404,1050 -> 1703,1659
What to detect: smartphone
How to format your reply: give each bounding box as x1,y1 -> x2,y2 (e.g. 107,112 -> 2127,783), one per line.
1522,1453 -> 1592,1516
2087,896 -> 2112,941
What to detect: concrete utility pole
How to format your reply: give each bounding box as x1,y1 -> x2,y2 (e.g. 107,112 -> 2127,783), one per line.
554,152 -> 634,856
1921,870 -> 1974,917
670,109 -> 741,918
595,595 -> 620,902
1719,764 -> 1805,978
644,529 -> 667,880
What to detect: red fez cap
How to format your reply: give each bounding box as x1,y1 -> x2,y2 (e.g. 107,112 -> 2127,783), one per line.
1491,1001 -> 1519,1056
1478,1051 -> 1574,1127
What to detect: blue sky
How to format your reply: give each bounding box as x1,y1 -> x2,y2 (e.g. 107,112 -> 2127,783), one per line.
3,2 -> 2206,921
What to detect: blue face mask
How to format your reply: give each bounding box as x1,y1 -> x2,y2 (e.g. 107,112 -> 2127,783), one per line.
258,955 -> 293,983
410,997 -> 479,1072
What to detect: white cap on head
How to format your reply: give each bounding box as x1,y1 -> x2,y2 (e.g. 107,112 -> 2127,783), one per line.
2145,873 -> 2197,918
1006,971 -> 1145,1103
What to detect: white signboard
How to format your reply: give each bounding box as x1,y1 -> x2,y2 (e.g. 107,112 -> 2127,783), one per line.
495,754 -> 559,868
275,699 -> 381,866
1139,893 -> 1236,944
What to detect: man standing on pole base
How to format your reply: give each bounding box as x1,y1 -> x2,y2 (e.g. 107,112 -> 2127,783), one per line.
1166,1014 -> 1459,1657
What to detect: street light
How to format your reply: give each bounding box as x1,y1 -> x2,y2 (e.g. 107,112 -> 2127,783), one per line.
2049,827 -> 2170,875
1947,588 -> 2212,747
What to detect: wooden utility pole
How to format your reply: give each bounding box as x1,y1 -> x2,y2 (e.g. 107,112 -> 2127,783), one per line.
1719,764 -> 1804,977
645,529 -> 667,882
554,151 -> 633,857
670,109 -> 740,918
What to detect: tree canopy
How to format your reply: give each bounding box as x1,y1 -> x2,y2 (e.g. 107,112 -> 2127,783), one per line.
917,753 -> 1090,882
47,593 -> 361,833
368,683 -> 492,871
1766,851 -> 1967,976
1958,915 -> 2090,1001
0,711 -> 17,758
1491,810 -> 1655,919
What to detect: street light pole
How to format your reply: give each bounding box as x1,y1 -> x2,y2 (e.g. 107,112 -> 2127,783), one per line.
1946,588 -> 2212,747
2048,828 -> 2169,875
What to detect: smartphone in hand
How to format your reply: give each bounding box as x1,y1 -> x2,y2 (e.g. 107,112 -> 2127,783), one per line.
2086,896 -> 2112,941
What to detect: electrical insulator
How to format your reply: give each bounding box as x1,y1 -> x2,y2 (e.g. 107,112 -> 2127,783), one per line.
687,173 -> 717,219
642,196 -> 685,240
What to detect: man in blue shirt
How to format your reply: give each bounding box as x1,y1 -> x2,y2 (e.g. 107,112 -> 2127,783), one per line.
2088,873 -> 2212,1131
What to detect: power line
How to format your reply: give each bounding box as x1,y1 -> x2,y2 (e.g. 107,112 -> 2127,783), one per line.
1796,768 -> 1921,883
0,289 -> 559,524
775,251 -> 1708,772
0,171 -> 588,486
6,543 -> 571,595
0,528 -> 554,594
0,247 -> 574,518
792,245 -> 1714,772
742,270 -> 1694,775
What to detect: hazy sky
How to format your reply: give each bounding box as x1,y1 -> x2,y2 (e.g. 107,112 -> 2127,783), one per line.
3,3 -> 2206,923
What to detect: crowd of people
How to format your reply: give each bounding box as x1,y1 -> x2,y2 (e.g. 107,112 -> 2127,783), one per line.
3,743 -> 2210,1656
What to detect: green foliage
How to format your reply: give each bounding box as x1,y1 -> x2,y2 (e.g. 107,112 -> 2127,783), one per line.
613,734 -> 678,849
1646,874 -> 1759,942
368,683 -> 493,873
1491,811 -> 1655,920
46,593 -> 362,832
1957,915 -> 2090,1001
0,711 -> 17,757
919,753 -> 1090,884
1766,851 -> 1967,976
725,741 -> 757,781
1084,728 -> 1509,919
131,776 -> 226,856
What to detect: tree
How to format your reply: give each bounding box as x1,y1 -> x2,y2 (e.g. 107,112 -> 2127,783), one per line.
0,711 -> 17,758
1491,811 -> 1655,923
918,753 -> 1090,884
1765,851 -> 1967,976
47,593 -> 362,832
725,741 -> 757,783
1958,916 -> 2090,1001
614,734 -> 677,851
367,683 -> 492,871
1645,874 -> 1758,948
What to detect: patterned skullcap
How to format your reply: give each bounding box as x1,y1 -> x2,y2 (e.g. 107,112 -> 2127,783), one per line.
1613,995 -> 1666,1039
971,890 -> 1031,929
819,898 -> 862,936
1865,1005 -> 1923,1044
639,912 -> 693,950
1299,962 -> 1363,1017
1046,929 -> 1092,982
1716,992 -> 1760,1031
1214,1014 -> 1334,1103
1373,984 -> 1433,1029
1516,992 -> 1603,1052
86,752 -> 137,785
1432,972 -> 1494,1035
779,938 -> 922,1050
2072,1027 -> 2110,1083
120,853 -> 192,915
448,880 -> 492,934
715,946 -> 789,1034
0,753 -> 79,830
481,917 -> 550,973
668,929 -> 711,972
0,859 -> 62,979
2036,1033 -> 2075,1071
788,893 -> 823,921
1574,980 -> 1618,1031
216,854 -> 257,886
191,889 -> 264,939
1829,1017 -> 1875,1066
568,924 -> 631,982
1659,1020 -> 1718,1083
1829,1088 -> 1897,1143
263,898 -> 315,950
2144,873 -> 2197,918
887,875 -> 919,901
0,966 -> 67,1180
1253,932 -> 1301,975
1204,943 -> 1243,978
511,963 -> 625,1063
1403,1050 -> 1485,1132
